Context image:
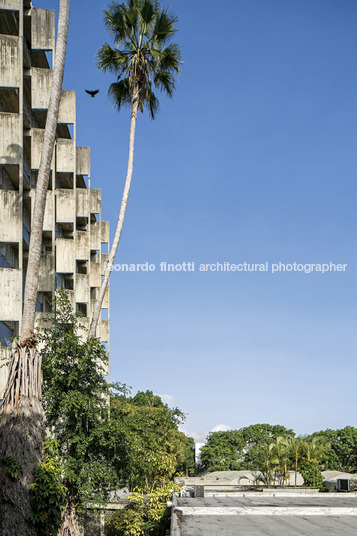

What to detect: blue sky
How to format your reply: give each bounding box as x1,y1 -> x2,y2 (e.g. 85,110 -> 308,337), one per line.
37,0 -> 357,440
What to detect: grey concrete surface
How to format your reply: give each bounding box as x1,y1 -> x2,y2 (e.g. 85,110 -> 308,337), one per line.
176,514 -> 357,536
171,494 -> 357,535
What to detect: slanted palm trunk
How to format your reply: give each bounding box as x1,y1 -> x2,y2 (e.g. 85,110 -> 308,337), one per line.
0,2 -> 70,534
89,92 -> 139,339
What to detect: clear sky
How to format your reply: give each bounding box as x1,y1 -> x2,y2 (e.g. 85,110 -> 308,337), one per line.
37,0 -> 357,441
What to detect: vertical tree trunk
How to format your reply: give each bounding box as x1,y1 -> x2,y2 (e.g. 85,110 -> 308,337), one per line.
0,2 -> 70,534
88,94 -> 139,339
58,500 -> 84,536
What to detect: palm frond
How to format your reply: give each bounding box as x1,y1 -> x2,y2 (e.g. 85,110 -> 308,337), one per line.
144,86 -> 159,119
151,9 -> 178,45
108,79 -> 132,111
139,0 -> 156,26
153,70 -> 176,97
153,43 -> 181,74
97,43 -> 131,74
104,2 -> 138,48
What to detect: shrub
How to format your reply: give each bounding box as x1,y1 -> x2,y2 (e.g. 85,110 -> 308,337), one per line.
300,462 -> 324,490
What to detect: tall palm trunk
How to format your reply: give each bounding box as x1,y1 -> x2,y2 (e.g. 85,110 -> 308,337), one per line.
89,92 -> 139,339
0,2 -> 70,534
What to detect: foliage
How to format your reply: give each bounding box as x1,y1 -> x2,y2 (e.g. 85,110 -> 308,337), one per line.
307,427 -> 357,471
28,438 -> 67,536
300,462 -> 324,489
39,290 -> 118,510
200,424 -> 294,472
176,435 -> 195,476
109,389 -> 186,492
243,424 -> 295,469
97,0 -> 181,118
106,483 -> 180,536
200,431 -> 245,472
1,456 -> 20,479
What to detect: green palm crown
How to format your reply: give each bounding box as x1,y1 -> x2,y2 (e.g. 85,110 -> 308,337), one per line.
97,0 -> 181,118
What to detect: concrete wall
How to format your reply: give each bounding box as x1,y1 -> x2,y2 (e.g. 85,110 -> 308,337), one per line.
57,189 -> 75,222
31,128 -> 45,169
31,9 -> 55,51
0,35 -> 21,87
0,113 -> 21,164
56,238 -> 75,274
42,192 -> 53,231
31,68 -> 52,109
76,273 -> 90,303
76,231 -> 89,260
0,190 -> 21,241
38,251 -> 55,292
58,90 -> 75,124
0,268 -> 21,321
77,147 -> 90,176
90,221 -> 101,250
76,189 -> 89,217
89,262 -> 101,287
0,1 -> 20,10
56,138 -> 75,173
90,189 -> 101,214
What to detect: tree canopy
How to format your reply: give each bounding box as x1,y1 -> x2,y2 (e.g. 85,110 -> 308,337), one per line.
97,0 -> 181,118
109,389 -> 186,492
200,424 -> 294,472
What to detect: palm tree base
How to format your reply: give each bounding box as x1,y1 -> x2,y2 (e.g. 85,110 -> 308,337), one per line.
0,397 -> 44,536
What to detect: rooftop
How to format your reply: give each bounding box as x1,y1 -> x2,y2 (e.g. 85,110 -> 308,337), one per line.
171,493 -> 357,536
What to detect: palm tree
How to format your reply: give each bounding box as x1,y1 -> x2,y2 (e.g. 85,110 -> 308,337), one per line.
0,2 -> 70,533
287,437 -> 305,487
89,0 -> 181,338
272,436 -> 290,487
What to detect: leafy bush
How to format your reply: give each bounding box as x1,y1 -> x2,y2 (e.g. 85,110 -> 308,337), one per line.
300,462 -> 324,489
106,485 -> 179,536
28,438 -> 67,536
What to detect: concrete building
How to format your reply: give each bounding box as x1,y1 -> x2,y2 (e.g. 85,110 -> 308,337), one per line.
0,0 -> 110,398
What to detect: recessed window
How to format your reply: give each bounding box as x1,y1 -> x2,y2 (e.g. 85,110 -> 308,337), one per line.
76,260 -> 87,275
76,303 -> 87,317
76,217 -> 88,231
0,242 -> 19,269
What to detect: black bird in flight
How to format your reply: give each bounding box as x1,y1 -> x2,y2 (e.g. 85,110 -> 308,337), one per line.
85,89 -> 99,98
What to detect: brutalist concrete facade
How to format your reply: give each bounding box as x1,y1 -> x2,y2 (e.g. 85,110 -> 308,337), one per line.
0,0 -> 110,397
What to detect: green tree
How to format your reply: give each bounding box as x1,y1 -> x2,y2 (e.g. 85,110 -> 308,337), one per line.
110,389 -> 186,492
286,437 -> 306,487
300,462 -> 324,490
252,442 -> 280,486
89,0 -> 181,337
0,3 -> 70,534
39,291 -> 118,536
242,424 -> 294,469
307,427 -> 357,471
330,427 -> 357,471
200,425 -> 295,473
177,436 -> 195,476
200,431 -> 245,472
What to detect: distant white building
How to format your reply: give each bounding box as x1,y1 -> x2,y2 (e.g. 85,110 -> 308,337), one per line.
194,442 -> 205,464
